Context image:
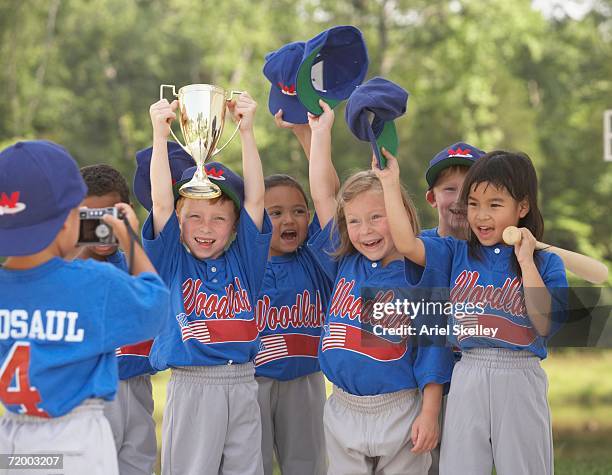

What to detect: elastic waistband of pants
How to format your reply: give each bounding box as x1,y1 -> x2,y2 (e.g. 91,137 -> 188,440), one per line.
3,398 -> 105,423
332,386 -> 418,414
171,362 -> 255,384
461,348 -> 541,369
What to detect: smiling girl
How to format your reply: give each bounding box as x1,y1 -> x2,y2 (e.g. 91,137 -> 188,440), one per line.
307,100 -> 453,475
377,148 -> 567,475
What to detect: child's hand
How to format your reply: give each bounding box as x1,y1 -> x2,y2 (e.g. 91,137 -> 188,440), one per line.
372,148 -> 401,187
149,99 -> 178,140
274,109 -> 311,135
514,227 -> 537,266
307,100 -> 334,133
102,203 -> 139,252
410,409 -> 440,454
228,92 -> 257,132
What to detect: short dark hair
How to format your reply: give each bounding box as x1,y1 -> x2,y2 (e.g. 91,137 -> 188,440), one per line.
264,174 -> 309,207
459,150 -> 544,276
80,164 -> 130,203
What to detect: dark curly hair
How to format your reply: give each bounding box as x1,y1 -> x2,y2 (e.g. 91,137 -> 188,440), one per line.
80,164 -> 130,203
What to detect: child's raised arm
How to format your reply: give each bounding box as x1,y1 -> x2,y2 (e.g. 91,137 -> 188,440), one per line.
274,109 -> 340,194
308,100 -> 338,228
149,99 -> 179,237
373,148 -> 426,267
229,92 -> 265,231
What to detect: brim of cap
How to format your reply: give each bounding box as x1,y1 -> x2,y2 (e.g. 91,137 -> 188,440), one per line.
173,179 -> 242,210
366,120 -> 398,169
268,84 -> 308,124
133,167 -> 152,211
426,157 -> 475,187
296,47 -> 342,115
0,207 -> 72,257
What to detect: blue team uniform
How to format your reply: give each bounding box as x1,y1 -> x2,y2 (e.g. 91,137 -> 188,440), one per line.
106,251 -> 156,380
255,216 -> 332,381
0,258 -> 168,418
420,237 -> 567,358
419,227 -> 439,238
307,221 -> 454,396
142,208 -> 272,369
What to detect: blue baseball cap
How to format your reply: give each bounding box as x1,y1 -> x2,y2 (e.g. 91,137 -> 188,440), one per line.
263,41 -> 309,124
0,140 -> 87,256
133,141 -> 196,211
345,77 -> 408,169
426,142 -> 486,188
296,25 -> 369,115
174,162 -> 245,210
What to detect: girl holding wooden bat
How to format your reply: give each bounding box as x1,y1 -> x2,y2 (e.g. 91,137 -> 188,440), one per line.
374,148 -> 567,475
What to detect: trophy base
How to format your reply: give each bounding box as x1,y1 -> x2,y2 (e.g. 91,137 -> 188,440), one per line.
178,182 -> 222,200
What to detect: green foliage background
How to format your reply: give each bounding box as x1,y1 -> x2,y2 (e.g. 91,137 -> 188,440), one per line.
1,0 -> 611,276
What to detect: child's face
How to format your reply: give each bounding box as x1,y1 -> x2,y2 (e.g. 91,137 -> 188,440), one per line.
344,190 -> 398,265
467,182 -> 529,246
178,197 -> 237,260
265,185 -> 310,256
81,192 -> 123,258
427,169 -> 469,238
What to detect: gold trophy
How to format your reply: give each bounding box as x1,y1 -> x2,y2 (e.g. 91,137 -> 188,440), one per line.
160,84 -> 242,199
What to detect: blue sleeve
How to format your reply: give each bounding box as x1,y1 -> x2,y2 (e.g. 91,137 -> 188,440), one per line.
307,213 -> 322,239
413,345 -> 455,393
307,219 -> 341,282
102,268 -> 170,351
411,236 -> 455,285
538,252 -> 568,337
141,211 -> 182,279
228,207 -> 273,300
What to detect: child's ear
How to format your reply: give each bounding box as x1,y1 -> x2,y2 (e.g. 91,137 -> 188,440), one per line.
425,189 -> 437,208
518,199 -> 530,218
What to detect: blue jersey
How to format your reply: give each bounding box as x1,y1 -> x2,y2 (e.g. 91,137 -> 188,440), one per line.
420,227 -> 439,238
0,258 -> 168,418
142,208 -> 272,370
307,221 -> 454,396
420,237 -> 567,358
255,216 -> 332,381
106,251 -> 156,380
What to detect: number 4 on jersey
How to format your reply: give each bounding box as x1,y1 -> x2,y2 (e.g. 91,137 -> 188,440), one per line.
0,342 -> 49,417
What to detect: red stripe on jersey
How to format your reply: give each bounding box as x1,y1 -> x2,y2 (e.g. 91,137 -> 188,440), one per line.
255,333 -> 320,366
322,323 -> 408,361
117,340 -> 153,357
457,313 -> 537,346
180,318 -> 258,344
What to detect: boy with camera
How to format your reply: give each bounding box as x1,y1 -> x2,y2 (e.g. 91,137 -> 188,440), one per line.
79,164 -> 159,475
0,141 -> 169,475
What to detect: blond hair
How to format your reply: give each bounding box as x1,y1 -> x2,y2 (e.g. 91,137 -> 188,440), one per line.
331,170 -> 420,258
175,195 -> 239,220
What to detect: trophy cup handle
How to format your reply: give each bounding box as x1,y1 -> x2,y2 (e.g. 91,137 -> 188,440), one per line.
159,84 -> 191,155
211,90 -> 245,157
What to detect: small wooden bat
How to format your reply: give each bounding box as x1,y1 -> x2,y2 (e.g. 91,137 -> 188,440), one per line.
502,226 -> 609,284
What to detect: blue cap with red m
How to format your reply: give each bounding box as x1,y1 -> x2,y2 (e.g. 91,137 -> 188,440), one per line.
263,41 -> 309,124
0,140 -> 87,256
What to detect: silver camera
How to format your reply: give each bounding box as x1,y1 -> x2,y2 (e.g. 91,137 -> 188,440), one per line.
78,207 -> 119,246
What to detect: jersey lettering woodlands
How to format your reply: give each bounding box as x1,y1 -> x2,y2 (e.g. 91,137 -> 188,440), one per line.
182,277 -> 251,318
450,270 -> 527,317
328,278 -> 406,329
255,290 -> 325,332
